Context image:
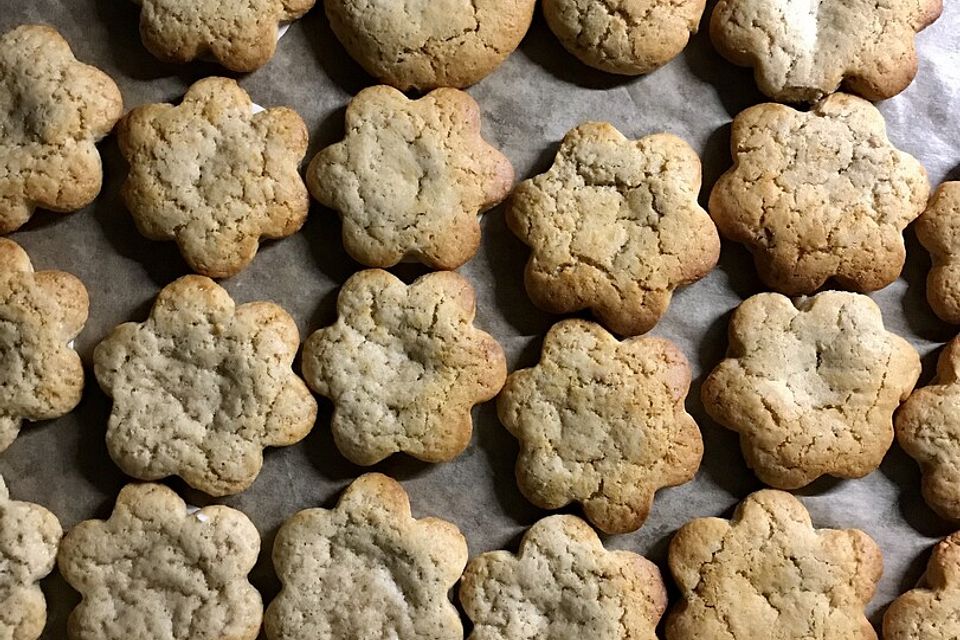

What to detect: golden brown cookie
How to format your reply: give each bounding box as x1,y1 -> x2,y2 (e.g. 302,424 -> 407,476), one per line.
915,182 -> 960,323
884,531 -> 960,640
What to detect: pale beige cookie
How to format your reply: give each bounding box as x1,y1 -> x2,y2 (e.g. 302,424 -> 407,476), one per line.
460,514 -> 667,640
667,490 -> 882,640
0,25 -> 123,234
701,291 -> 920,489
498,319 -> 703,534
308,86 -> 514,270
509,122 -> 719,336
543,0 -> 706,75
710,93 -> 929,295
324,0 -> 536,90
265,473 -> 467,640
302,269 -> 506,465
710,0 -> 942,102
131,0 -> 315,72
119,77 -> 309,278
58,483 -> 262,640
884,531 -> 960,640
93,275 -> 317,496
915,182 -> 960,323
0,238 -> 87,453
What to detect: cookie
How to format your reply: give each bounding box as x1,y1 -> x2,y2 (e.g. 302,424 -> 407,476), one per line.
710,0 -> 942,102
915,182 -> 960,323
0,238 -> 87,453
884,531 -> 960,640
131,0 -> 315,71
701,291 -> 920,489
302,269 -> 506,465
119,77 -> 309,278
709,93 -> 929,295
58,482 -> 262,640
498,319 -> 703,534
0,25 -> 123,234
509,122 -> 719,336
543,0 -> 706,75
265,473 -> 467,640
667,490 -> 882,640
323,0 -> 536,90
93,275 -> 317,496
308,86 -> 514,270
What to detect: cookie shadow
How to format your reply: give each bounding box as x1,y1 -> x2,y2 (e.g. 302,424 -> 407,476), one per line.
699,122 -> 732,210
301,7 -> 375,96
40,570 -> 80,640
879,441 -> 956,539
900,224 -> 956,343
73,366 -> 129,509
716,240 -> 765,300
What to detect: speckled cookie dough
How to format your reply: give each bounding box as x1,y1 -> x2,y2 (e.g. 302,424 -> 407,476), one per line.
884,531 -> 960,640
915,182 -> 960,323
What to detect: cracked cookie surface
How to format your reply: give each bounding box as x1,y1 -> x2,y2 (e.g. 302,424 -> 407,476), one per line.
308,86 -> 513,270
58,482 -> 262,640
0,25 -> 122,233
916,182 -> 960,323
667,490 -> 882,640
498,319 -> 702,534
509,122 -> 719,336
120,77 -> 309,278
460,514 -> 667,640
265,473 -> 467,640
93,275 -> 317,496
701,291 -> 920,489
709,93 -> 929,295
884,531 -> 960,640
302,269 -> 506,465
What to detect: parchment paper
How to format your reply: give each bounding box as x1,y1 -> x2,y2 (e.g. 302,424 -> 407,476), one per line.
1,1 -> 959,637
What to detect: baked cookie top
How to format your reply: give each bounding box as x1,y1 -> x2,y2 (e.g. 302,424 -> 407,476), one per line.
119,77 -> 309,278
131,0 -> 315,71
0,238 -> 87,454
916,182 -> 960,323
265,473 -> 467,640
710,0 -> 942,102
308,86 -> 513,270
324,0 -> 536,90
498,319 -> 702,534
508,122 -> 719,336
58,483 -> 262,640
302,269 -> 506,465
0,25 -> 122,234
884,531 -> 960,640
702,291 -> 920,489
461,514 -> 666,640
667,490 -> 882,640
710,93 -> 929,295
93,275 -> 317,496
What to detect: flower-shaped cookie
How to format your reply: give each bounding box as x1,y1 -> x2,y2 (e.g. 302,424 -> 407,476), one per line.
508,122 -> 720,336
916,182 -> 960,323
498,319 -> 703,534
884,531 -> 960,640
667,490 -> 882,640
308,86 -> 514,270
93,275 -> 317,496
710,93 -> 930,295
711,0 -> 942,102
0,238 -> 88,453
702,291 -> 920,489
58,483 -> 262,640
0,25 -> 123,234
460,515 -> 668,640
302,269 -> 506,465
119,77 -> 309,278
265,473 -> 467,640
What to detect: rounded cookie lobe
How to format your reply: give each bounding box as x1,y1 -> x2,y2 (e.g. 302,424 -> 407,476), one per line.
916,182 -> 960,323
884,532 -> 960,640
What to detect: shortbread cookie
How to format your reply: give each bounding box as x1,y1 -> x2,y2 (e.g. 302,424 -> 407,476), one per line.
702,291 -> 920,489
0,25 -> 123,233
93,275 -> 317,496
324,0 -> 536,90
265,473 -> 467,640
119,77 -> 309,278
509,122 -> 719,336
498,319 -> 702,534
915,182 -> 960,323
543,0 -> 706,75
884,532 -> 960,640
308,86 -> 513,270
710,93 -> 929,295
302,269 -> 506,465
58,483 -> 262,640
667,490 -> 882,640
131,0 -> 315,71
0,474 -> 62,640
710,0 -> 942,102
460,514 -> 667,640
0,239 -> 87,453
